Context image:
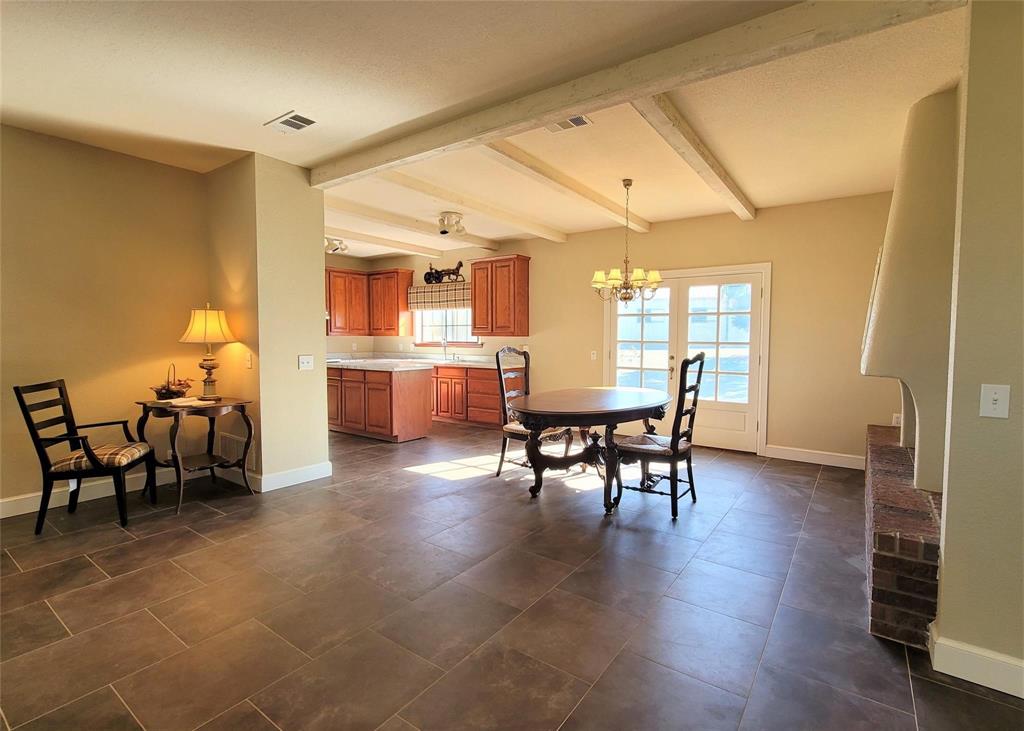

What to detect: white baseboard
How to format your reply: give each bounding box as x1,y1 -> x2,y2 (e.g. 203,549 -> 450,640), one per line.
220,460 -> 333,493
761,444 -> 865,470
0,467 -> 185,519
930,632 -> 1024,699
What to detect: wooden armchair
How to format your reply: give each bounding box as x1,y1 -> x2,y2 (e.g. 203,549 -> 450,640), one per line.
495,346 -> 573,476
13,379 -> 156,534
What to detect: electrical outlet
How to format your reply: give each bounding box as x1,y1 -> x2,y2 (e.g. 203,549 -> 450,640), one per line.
980,384 -> 1010,419
245,351 -> 253,369
591,351 -> 598,361
892,413 -> 902,427
298,354 -> 314,371
398,343 -> 404,352
351,343 -> 357,351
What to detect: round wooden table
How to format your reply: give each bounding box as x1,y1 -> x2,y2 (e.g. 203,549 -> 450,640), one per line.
508,387 -> 671,513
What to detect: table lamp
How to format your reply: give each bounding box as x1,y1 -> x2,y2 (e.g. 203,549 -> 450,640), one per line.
179,303 -> 236,401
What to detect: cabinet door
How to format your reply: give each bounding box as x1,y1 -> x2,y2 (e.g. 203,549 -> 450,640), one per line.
368,274 -> 385,334
327,376 -> 342,428
365,384 -> 392,435
431,376 -> 438,416
491,260 -> 516,334
341,381 -> 366,431
471,262 -> 492,334
436,377 -> 453,418
452,379 -> 467,420
327,270 -> 349,335
348,273 -> 369,335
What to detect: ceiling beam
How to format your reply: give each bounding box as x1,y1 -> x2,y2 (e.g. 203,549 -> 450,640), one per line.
632,94 -> 756,221
324,226 -> 442,258
379,170 -> 568,243
310,1 -> 964,188
324,198 -> 499,250
480,141 -> 651,233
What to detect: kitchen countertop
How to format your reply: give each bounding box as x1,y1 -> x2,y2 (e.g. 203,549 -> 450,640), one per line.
326,358 -> 500,371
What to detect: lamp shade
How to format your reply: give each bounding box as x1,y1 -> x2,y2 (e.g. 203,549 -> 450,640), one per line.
591,270 -> 607,288
179,304 -> 236,344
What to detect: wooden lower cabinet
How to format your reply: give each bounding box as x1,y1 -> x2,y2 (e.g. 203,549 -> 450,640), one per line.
431,367 -> 503,426
328,367 -> 431,442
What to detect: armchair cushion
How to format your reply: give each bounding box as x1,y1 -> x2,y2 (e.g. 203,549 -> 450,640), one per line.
51,442 -> 150,472
616,433 -> 690,456
502,421 -> 571,439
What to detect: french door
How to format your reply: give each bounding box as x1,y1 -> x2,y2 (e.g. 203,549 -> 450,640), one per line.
608,267 -> 767,452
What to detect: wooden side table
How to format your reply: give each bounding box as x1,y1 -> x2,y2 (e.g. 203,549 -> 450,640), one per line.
136,398 -> 255,513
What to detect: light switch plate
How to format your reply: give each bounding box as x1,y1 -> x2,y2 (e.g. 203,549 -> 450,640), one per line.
298,354 -> 314,371
980,384 -> 1010,419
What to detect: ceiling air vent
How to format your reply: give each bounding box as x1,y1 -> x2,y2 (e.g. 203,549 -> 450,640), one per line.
263,110 -> 317,135
545,114 -> 593,133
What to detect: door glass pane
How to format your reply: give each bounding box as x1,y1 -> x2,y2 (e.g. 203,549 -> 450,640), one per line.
718,345 -> 750,373
687,344 -> 716,372
645,288 -> 670,314
617,342 -> 641,368
688,285 -> 718,313
719,314 -> 750,343
687,370 -> 715,400
642,342 -> 669,369
643,370 -> 669,393
618,316 -> 642,341
643,315 -> 669,342
618,299 -> 641,314
616,369 -> 641,387
717,374 -> 749,403
688,315 -> 717,342
720,283 -> 752,312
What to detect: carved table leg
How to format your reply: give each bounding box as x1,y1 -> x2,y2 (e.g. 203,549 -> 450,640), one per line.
525,430 -> 545,497
603,424 -> 620,514
137,409 -> 151,498
206,416 -> 217,483
239,407 -> 255,495
170,412 -> 185,515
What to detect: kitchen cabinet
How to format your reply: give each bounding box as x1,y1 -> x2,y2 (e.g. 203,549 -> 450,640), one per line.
470,255 -> 530,337
326,269 -> 369,336
369,269 -> 414,336
326,267 -> 412,337
328,367 -> 431,442
430,367 -> 514,426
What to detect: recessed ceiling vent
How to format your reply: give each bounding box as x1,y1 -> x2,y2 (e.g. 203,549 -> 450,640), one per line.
264,110 -> 316,135
546,114 -> 592,133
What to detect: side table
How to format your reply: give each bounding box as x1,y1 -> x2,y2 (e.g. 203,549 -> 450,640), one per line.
135,398 -> 255,513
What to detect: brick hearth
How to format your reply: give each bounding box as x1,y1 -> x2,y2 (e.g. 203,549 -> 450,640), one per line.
865,425 -> 942,648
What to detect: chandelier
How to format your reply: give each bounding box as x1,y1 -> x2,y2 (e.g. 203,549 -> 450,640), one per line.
591,179 -> 661,302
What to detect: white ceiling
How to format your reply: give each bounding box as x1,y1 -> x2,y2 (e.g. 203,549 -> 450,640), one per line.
0,0 -> 787,172
2,2 -> 965,258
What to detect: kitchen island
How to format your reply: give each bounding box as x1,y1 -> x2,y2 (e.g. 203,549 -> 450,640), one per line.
327,360 -> 433,442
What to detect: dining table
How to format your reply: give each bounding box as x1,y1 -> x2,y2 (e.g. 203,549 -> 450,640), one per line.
507,386 -> 671,513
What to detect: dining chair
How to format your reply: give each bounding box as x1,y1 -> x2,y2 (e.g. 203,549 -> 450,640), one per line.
495,346 -> 573,476
13,379 -> 156,534
614,352 -> 705,518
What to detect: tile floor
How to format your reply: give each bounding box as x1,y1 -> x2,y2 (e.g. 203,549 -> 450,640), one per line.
1,423 -> 1021,730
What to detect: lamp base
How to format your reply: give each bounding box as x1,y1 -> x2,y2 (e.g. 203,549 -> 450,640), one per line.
199,354 -> 220,401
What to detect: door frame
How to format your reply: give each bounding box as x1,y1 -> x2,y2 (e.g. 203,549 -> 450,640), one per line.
603,262 -> 772,455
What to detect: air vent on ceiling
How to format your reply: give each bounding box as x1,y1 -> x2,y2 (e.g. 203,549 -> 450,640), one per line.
263,110 -> 317,135
546,114 -> 593,133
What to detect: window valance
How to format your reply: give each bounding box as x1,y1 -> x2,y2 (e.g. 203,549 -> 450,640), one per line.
407,282 -> 472,311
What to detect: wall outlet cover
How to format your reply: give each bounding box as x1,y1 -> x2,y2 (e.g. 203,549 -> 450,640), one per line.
351,343 -> 357,351
892,413 -> 902,427
591,351 -> 598,361
298,354 -> 314,371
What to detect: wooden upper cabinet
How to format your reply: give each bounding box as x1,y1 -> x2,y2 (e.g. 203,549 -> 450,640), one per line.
471,255 -> 529,337
369,269 -> 413,336
326,268 -> 369,336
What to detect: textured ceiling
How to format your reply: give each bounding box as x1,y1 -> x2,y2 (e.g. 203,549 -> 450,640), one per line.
0,0 -> 787,172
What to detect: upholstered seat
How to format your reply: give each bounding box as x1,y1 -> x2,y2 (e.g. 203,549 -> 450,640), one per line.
51,442 -> 151,472
616,433 -> 690,456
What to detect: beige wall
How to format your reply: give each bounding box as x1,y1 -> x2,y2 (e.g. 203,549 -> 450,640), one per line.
363,193 -> 899,458
1,126 -> 209,499
936,0 -> 1023,670
206,155 -> 262,469
252,155 -> 328,477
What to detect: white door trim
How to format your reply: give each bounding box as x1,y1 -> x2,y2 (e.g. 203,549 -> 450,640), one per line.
603,262 -> 771,455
